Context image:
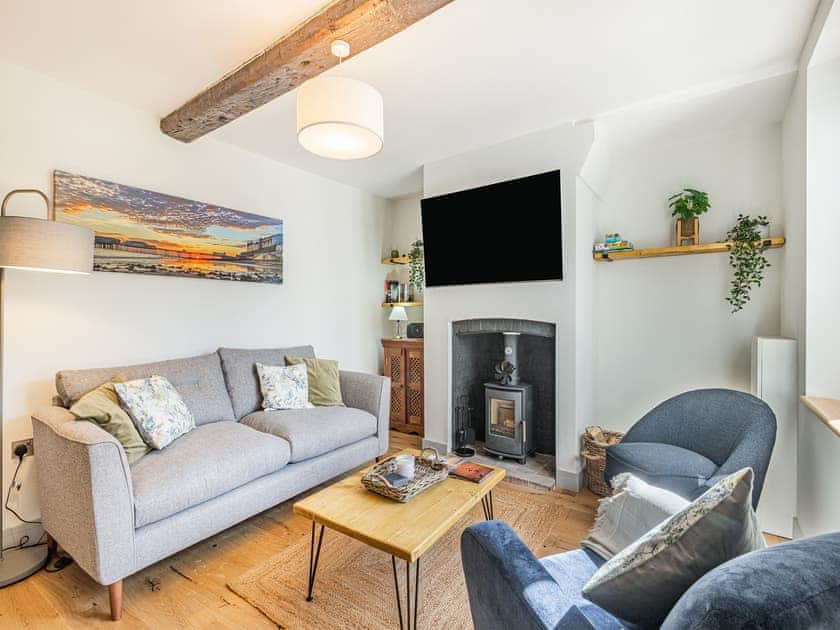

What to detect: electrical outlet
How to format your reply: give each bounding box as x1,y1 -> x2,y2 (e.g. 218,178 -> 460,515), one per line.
11,439 -> 34,458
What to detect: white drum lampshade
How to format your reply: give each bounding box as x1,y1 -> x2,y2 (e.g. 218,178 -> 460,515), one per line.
297,76 -> 384,160
0,216 -> 93,274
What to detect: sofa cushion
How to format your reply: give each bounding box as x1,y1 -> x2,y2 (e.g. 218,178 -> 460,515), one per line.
218,346 -> 315,419
662,532 -> 840,630
56,352 -> 235,426
540,549 -> 625,629
606,442 -> 718,498
241,406 -> 376,463
131,421 -> 290,527
583,468 -> 765,628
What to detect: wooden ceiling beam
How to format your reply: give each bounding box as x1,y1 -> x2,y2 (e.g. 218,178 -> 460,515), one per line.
160,0 -> 454,142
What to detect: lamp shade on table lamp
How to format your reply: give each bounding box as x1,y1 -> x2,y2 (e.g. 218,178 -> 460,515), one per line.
389,305 -> 408,339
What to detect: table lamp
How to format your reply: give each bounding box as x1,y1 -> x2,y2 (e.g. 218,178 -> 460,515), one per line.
0,188 -> 93,587
389,305 -> 408,339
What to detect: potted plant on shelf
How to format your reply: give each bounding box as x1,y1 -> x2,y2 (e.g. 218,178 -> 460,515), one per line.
408,239 -> 424,301
669,188 -> 710,246
726,214 -> 771,313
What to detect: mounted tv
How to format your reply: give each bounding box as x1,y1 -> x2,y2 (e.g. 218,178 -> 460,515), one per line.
421,170 -> 562,287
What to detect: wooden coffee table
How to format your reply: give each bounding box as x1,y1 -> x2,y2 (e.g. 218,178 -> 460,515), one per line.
293,449 -> 505,629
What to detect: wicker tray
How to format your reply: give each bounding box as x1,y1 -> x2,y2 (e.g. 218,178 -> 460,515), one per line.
581,426 -> 625,496
362,448 -> 448,503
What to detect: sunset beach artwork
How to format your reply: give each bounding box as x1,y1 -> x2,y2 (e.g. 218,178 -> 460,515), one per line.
54,171 -> 283,284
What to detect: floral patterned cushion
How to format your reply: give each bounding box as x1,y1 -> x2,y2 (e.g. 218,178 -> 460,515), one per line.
115,376 -> 196,450
582,468 -> 765,627
256,362 -> 313,411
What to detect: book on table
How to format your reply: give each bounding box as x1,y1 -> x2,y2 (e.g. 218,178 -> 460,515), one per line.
449,461 -> 495,483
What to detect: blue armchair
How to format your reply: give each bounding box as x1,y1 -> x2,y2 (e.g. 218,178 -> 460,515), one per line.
461,520 -> 840,629
605,389 -> 776,508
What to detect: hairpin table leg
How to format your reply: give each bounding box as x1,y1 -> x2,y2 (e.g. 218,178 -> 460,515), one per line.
306,521 -> 325,602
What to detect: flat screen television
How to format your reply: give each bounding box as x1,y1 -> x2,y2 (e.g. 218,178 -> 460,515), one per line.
421,170 -> 562,287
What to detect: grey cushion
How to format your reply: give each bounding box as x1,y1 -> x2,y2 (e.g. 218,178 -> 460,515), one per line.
241,406 -> 377,463
583,468 -> 765,627
662,532 -> 840,629
606,442 -> 718,498
56,353 -> 235,426
131,421 -> 290,527
218,346 -> 315,419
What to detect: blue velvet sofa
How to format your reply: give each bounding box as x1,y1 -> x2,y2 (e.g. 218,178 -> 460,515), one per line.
461,520 -> 840,629
604,389 -> 776,508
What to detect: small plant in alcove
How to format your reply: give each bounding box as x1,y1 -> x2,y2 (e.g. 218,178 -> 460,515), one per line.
726,214 -> 771,313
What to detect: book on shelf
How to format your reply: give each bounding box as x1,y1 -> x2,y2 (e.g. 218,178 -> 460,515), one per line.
449,461 -> 495,483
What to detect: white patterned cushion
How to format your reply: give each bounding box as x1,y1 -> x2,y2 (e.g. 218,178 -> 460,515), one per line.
256,363 -> 312,411
115,376 -> 195,449
582,468 -> 765,627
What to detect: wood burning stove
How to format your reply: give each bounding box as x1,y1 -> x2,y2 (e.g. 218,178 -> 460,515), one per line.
484,382 -> 534,463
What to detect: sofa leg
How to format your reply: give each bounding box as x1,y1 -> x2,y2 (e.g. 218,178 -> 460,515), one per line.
108,581 -> 123,621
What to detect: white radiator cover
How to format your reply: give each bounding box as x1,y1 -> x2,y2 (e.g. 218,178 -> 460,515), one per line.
751,336 -> 797,538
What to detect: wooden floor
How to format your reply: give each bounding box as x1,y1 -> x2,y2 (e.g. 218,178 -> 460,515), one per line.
0,432 -> 780,628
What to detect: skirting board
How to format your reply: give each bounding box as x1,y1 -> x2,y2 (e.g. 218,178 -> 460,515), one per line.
555,467 -> 583,493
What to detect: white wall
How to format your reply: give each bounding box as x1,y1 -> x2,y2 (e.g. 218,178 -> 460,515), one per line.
591,122 -> 784,428
797,407 -> 840,537
804,55 -> 840,397
781,72 -> 808,394
421,123 -> 595,488
0,59 -> 386,529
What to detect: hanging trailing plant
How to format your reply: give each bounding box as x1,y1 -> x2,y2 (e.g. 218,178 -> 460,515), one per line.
726,214 -> 770,313
408,239 -> 424,290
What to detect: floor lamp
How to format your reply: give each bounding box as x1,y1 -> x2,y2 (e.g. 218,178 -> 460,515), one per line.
0,189 -> 93,587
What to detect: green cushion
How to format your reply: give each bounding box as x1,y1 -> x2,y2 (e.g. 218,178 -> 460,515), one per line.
285,356 -> 344,407
69,375 -> 150,464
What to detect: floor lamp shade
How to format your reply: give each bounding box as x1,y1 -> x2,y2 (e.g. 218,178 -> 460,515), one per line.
0,216 -> 93,274
297,76 -> 384,160
0,190 -> 93,588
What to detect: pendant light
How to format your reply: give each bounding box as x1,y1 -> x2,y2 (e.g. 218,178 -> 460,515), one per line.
296,41 -> 384,160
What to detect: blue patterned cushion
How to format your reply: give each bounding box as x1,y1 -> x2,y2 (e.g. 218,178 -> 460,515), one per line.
256,363 -> 312,411
582,468 -> 764,627
115,376 -> 195,449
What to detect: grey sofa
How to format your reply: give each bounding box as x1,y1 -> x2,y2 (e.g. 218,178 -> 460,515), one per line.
31,346 -> 389,621
605,389 -> 776,508
461,520 -> 840,629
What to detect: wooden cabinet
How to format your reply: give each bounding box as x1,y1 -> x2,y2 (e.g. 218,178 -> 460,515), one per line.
382,338 -> 424,436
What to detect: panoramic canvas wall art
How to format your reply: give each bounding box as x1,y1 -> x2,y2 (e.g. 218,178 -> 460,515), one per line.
54,171 -> 284,284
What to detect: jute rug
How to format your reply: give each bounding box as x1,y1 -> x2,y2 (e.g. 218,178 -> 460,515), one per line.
228,483 -> 567,629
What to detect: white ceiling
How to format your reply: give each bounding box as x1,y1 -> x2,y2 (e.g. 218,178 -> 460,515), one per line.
0,0 -> 819,198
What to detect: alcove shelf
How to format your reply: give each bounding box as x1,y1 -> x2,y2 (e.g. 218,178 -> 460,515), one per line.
381,301 -> 424,308
593,237 -> 785,262
382,256 -> 410,265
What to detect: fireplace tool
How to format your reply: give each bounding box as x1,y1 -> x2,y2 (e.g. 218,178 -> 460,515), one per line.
454,398 -> 475,457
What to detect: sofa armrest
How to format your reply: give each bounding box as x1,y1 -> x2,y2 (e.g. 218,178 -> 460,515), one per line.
340,370 -> 390,456
461,521 -> 589,630
32,407 -> 136,585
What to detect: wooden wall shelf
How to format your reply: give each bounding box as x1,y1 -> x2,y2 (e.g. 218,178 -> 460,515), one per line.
382,256 -> 410,265
382,302 -> 423,308
593,237 -> 785,262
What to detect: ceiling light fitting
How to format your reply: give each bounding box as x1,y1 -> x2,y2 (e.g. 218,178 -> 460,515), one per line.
296,41 -> 384,160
